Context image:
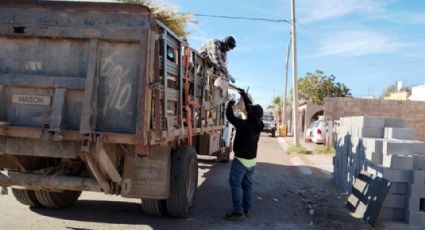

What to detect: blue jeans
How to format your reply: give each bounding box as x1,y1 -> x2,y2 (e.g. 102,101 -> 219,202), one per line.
229,159 -> 255,214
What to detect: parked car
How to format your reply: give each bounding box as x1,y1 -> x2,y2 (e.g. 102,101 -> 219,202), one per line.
262,113 -> 277,137
304,125 -> 313,142
304,120 -> 327,144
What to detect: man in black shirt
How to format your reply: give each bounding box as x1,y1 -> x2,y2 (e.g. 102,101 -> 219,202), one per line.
225,88 -> 264,220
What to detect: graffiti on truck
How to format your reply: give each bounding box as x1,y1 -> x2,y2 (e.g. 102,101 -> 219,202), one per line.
101,52 -> 132,115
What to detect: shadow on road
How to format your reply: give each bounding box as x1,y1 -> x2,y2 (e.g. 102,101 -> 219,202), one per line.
28,156 -> 370,230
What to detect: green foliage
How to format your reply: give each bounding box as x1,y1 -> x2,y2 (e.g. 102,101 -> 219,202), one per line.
298,70 -> 351,105
268,96 -> 283,111
120,0 -> 193,37
381,84 -> 398,98
288,145 -> 310,154
273,96 -> 282,106
380,82 -> 414,98
314,145 -> 335,154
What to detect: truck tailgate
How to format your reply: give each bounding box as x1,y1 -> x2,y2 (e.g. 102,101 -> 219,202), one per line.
0,1 -> 153,134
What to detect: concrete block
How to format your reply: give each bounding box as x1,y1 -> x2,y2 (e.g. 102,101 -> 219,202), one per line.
350,116 -> 385,128
382,154 -> 414,170
366,163 -> 411,182
383,140 -> 425,155
413,154 -> 425,169
388,182 -> 408,195
384,118 -> 405,128
350,136 -> 363,151
407,196 -> 425,212
384,127 -> 415,140
411,169 -> 425,184
408,184 -> 425,197
340,117 -> 351,129
365,150 -> 383,165
406,211 -> 425,225
383,194 -> 406,208
378,207 -> 405,221
363,138 -> 384,153
352,127 -> 383,138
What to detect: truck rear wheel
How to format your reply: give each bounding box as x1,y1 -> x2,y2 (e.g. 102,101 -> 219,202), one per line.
141,199 -> 167,216
12,188 -> 40,207
166,146 -> 198,218
35,190 -> 81,208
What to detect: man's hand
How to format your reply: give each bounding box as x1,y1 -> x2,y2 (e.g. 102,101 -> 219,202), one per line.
237,88 -> 246,95
227,100 -> 236,107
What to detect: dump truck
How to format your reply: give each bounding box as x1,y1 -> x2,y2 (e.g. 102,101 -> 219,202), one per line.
0,1 -> 231,217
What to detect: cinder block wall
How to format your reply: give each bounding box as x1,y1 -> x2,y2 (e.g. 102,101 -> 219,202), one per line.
324,97 -> 425,141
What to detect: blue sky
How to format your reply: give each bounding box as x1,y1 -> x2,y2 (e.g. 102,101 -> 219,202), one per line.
160,0 -> 425,109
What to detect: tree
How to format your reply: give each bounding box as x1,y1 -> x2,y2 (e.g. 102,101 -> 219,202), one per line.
267,96 -> 283,126
273,96 -> 282,107
381,84 -> 397,98
380,82 -> 413,98
120,0 -> 194,37
297,70 -> 351,105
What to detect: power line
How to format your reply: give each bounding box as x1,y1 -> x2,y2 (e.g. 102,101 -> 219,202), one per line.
184,13 -> 291,24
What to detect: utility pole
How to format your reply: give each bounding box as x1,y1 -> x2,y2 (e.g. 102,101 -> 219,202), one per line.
283,38 -> 291,132
290,0 -> 299,145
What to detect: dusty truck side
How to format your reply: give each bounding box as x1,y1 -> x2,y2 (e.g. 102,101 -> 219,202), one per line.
0,1 -> 231,217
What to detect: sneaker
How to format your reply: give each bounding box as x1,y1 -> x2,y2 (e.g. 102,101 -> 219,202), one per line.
225,212 -> 245,221
244,210 -> 250,218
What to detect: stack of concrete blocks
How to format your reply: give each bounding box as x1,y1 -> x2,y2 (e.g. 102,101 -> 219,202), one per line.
333,116 -> 425,225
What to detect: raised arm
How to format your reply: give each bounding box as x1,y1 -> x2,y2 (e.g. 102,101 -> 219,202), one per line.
226,101 -> 243,128
238,89 -> 252,107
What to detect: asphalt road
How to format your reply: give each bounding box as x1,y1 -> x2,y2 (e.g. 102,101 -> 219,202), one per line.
0,134 -> 372,230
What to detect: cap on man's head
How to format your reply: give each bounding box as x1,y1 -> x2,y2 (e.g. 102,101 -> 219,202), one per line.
224,36 -> 236,49
248,104 -> 263,119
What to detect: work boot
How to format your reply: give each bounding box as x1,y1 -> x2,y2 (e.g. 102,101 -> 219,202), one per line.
244,210 -> 250,218
225,212 -> 245,221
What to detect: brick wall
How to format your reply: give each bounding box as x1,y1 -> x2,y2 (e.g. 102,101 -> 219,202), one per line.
324,97 -> 425,141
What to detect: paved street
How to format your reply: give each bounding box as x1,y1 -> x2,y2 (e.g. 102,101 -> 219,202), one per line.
0,134 -> 371,230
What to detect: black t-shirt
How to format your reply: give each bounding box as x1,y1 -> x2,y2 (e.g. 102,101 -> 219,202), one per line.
226,92 -> 264,159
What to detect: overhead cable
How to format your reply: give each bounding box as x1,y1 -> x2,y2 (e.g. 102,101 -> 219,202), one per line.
183,13 -> 291,24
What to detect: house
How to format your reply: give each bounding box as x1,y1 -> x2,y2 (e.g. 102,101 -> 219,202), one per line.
409,84 -> 425,101
384,90 -> 410,100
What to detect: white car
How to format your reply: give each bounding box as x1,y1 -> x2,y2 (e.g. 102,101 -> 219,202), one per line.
304,120 -> 327,144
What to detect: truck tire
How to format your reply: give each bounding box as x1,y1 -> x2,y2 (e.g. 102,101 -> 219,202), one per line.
166,146 -> 198,218
141,199 -> 167,216
12,188 -> 40,207
35,190 -> 81,208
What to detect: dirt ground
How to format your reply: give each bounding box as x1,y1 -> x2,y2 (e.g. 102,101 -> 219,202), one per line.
0,134 -> 377,230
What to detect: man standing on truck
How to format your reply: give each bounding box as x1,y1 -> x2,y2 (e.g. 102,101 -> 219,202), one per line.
225,88 -> 264,221
198,36 -> 236,83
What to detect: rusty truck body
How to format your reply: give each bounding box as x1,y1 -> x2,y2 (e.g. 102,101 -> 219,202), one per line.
0,1 -> 230,217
